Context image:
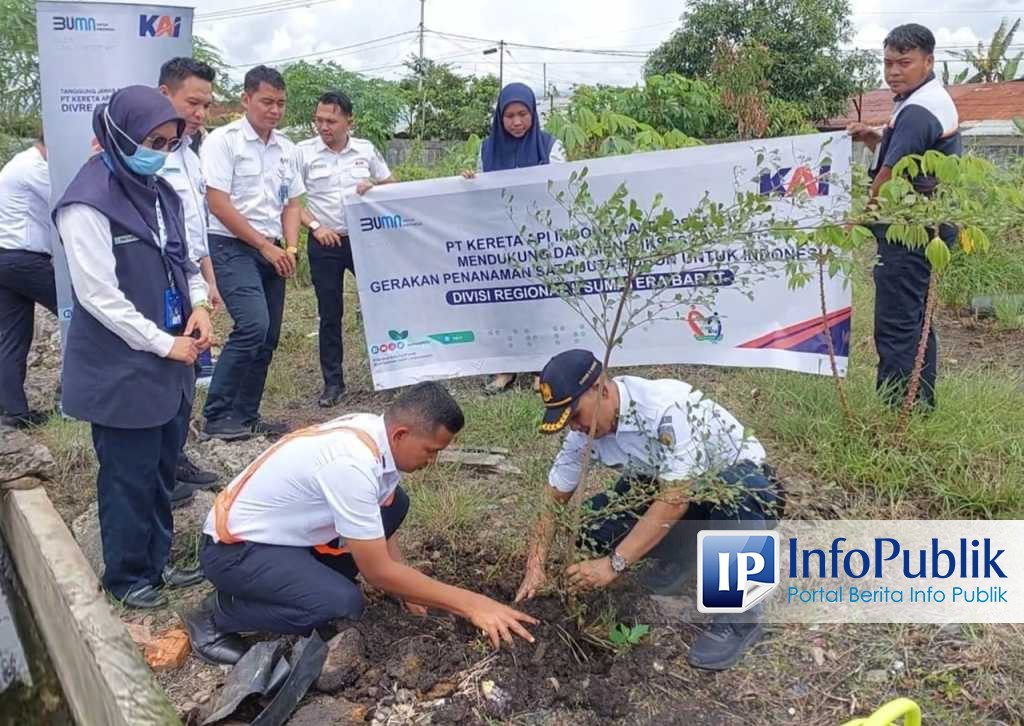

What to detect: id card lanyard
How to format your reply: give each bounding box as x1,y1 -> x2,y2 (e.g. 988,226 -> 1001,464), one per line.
154,198 -> 185,329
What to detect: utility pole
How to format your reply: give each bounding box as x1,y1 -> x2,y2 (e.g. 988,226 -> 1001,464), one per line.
498,39 -> 505,89
483,40 -> 505,92
417,0 -> 426,139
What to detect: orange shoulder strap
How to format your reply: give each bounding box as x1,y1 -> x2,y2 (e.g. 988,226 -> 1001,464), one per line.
213,421 -> 382,545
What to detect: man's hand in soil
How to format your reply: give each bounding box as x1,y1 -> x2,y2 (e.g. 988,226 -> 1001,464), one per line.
402,600 -> 429,616
566,557 -> 617,592
515,562 -> 547,603
466,594 -> 538,648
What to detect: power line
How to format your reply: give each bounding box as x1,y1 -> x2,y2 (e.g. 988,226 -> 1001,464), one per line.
196,0 -> 336,22
427,29 -> 650,57
226,30 -> 419,68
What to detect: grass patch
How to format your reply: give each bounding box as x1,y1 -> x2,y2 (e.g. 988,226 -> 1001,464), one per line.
36,415 -> 96,517
939,234 -> 1024,310
727,365 -> 1024,518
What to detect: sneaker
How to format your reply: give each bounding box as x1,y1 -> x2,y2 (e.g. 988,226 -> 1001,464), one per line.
176,454 -> 220,489
250,418 -> 289,438
0,410 -> 51,429
162,564 -> 205,589
687,620 -> 763,671
200,419 -> 254,442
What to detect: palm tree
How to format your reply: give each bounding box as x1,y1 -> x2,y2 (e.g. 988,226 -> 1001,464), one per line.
949,17 -> 1022,84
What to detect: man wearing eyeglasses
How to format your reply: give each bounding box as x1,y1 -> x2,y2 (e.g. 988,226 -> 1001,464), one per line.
156,57 -> 223,506
200,65 -> 304,442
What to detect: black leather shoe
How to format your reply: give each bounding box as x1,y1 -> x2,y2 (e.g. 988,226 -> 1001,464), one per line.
176,454 -> 220,489
170,482 -> 194,510
162,564 -> 205,589
250,418 -> 289,438
688,620 -> 763,671
0,410 -> 51,429
317,383 -> 346,408
120,583 -> 168,610
200,419 -> 254,442
183,594 -> 249,666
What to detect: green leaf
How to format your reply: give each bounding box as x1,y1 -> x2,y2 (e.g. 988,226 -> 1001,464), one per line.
388,330 -> 402,341
925,236 -> 951,271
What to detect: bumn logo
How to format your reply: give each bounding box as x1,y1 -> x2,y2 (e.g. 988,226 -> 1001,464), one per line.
359,214 -> 402,233
698,530 -> 779,613
759,165 -> 831,197
139,14 -> 181,37
52,16 -> 97,31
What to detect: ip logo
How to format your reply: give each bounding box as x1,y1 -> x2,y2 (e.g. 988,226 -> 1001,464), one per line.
697,530 -> 779,613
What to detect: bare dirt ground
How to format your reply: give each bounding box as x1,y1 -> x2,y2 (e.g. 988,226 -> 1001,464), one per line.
16,291 -> 1024,725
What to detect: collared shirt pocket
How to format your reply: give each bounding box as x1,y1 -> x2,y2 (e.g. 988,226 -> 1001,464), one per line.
349,158 -> 371,180
306,162 -> 336,191
234,158 -> 262,192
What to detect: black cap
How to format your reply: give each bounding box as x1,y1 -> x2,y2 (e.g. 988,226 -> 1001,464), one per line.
537,350 -> 603,434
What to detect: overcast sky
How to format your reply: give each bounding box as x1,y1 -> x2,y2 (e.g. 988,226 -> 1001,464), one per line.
184,0 -> 1024,92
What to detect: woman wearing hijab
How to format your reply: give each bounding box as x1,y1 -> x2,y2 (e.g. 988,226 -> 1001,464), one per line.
463,82 -> 566,394
54,85 -> 213,609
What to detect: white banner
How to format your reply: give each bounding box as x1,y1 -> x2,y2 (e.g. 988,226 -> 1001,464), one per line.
346,132 -> 852,390
36,1 -> 194,338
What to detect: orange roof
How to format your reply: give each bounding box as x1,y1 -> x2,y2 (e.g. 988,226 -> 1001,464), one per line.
822,80 -> 1024,129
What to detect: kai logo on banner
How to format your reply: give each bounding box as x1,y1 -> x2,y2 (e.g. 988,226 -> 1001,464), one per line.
139,14 -> 181,37
759,165 -> 831,198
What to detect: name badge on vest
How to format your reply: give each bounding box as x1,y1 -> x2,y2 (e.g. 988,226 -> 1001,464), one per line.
164,287 -> 184,329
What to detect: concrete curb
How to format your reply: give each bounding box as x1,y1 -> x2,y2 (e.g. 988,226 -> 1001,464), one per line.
1,487 -> 180,726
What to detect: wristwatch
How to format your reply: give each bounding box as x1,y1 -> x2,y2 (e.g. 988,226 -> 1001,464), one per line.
193,300 -> 213,312
308,220 -> 321,232
609,550 -> 629,574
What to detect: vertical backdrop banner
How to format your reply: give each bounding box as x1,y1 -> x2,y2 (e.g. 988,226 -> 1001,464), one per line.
346,132 -> 853,390
36,1 -> 194,338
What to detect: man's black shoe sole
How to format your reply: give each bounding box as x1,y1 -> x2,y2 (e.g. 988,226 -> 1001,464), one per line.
199,430 -> 254,442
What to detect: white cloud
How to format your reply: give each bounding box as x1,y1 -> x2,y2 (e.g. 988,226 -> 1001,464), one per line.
185,0 -> 1015,89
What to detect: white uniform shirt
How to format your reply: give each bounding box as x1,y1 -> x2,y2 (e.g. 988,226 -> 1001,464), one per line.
157,140 -> 209,262
55,203 -> 208,358
202,413 -> 402,547
548,376 -> 766,493
0,146 -> 52,255
201,116 -> 305,240
475,138 -> 566,172
299,135 -> 391,234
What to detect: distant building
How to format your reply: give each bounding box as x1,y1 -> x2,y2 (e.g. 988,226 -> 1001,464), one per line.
822,81 -> 1024,166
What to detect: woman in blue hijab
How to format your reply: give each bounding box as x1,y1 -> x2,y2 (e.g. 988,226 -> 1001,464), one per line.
54,85 -> 213,609
464,82 -> 565,393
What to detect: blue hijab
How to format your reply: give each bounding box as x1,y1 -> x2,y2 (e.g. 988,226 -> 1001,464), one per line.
55,85 -> 189,267
480,83 -> 555,172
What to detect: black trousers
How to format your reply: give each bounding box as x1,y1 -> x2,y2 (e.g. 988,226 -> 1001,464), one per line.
308,236 -> 355,388
873,230 -> 952,409
579,461 -> 783,569
92,395 -> 190,598
201,486 -> 409,635
203,234 -> 285,427
0,249 -> 57,415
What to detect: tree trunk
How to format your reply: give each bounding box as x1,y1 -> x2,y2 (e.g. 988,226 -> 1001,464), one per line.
896,272 -> 939,435
818,258 -> 854,427
558,275 -> 634,579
